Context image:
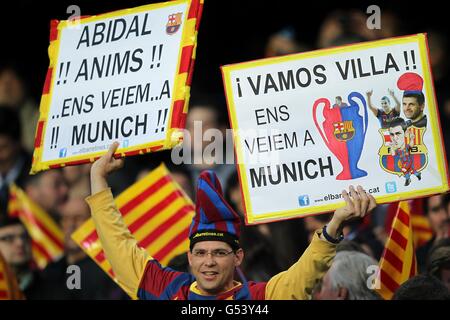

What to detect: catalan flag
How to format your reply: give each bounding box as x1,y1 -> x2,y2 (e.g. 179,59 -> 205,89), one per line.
72,163 -> 195,296
377,200 -> 417,300
385,199 -> 433,248
7,184 -> 64,269
0,250 -> 24,300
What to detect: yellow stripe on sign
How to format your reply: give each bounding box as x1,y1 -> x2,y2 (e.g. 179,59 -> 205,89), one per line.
122,183 -> 178,225
133,197 -> 186,241
99,259 -> 112,273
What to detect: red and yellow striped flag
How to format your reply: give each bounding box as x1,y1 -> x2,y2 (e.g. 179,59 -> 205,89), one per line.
386,200 -> 433,248
0,250 -> 24,300
8,184 -> 64,269
72,163 -> 194,296
376,200 -> 417,299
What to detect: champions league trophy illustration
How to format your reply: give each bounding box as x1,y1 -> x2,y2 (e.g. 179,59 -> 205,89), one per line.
312,92 -> 369,180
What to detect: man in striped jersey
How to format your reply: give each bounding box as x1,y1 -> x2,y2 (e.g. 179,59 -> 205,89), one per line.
87,142 -> 377,300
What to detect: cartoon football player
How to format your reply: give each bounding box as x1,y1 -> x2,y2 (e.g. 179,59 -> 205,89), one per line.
386,117 -> 422,186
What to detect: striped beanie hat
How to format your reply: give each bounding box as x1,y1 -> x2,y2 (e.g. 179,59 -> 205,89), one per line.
189,171 -> 241,250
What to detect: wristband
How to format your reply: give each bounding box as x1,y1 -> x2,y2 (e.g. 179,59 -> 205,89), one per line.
322,225 -> 344,244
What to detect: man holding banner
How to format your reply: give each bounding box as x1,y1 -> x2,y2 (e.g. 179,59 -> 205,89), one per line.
85,142 -> 376,300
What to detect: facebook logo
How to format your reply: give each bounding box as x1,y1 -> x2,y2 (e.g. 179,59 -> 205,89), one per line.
385,182 -> 397,193
59,148 -> 67,158
298,195 -> 310,207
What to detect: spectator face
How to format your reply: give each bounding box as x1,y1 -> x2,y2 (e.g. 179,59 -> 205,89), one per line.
26,170 -> 69,217
441,268 -> 450,291
381,99 -> 390,112
0,68 -> 25,107
0,135 -> 19,174
265,34 -> 299,57
188,241 -> 243,295
389,125 -> 405,148
186,106 -> 219,154
402,97 -> 424,120
172,172 -> 194,200
318,270 -> 346,300
0,224 -> 31,268
426,195 -> 448,235
60,198 -> 90,252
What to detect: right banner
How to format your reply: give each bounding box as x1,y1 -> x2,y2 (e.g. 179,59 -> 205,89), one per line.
221,33 -> 449,225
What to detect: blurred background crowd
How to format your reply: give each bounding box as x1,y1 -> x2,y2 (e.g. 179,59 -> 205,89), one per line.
0,0 -> 449,300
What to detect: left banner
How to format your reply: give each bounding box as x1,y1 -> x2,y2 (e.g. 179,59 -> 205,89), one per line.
31,0 -> 203,174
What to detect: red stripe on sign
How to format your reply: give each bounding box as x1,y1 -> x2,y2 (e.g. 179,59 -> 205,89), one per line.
138,205 -> 192,249
170,100 -> 184,128
380,269 -> 399,294
396,208 -> 410,227
95,250 -> 106,264
0,290 -> 8,299
33,121 -> 45,148
187,58 -> 195,86
65,159 -> 92,166
187,0 -> 199,19
384,248 -> 404,273
390,228 -> 407,250
42,67 -> 53,95
196,3 -> 204,30
49,20 -> 59,41
80,231 -> 99,250
179,45 -> 194,74
178,113 -> 187,130
152,225 -> 190,262
124,150 -> 143,157
150,146 -> 163,152
119,176 -> 172,216
128,191 -> 181,233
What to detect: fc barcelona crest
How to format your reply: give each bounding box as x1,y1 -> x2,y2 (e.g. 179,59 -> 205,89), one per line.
378,123 -> 428,186
166,12 -> 182,35
333,121 -> 355,141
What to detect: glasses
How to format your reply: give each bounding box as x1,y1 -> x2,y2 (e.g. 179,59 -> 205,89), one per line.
0,233 -> 30,244
191,249 -> 234,258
